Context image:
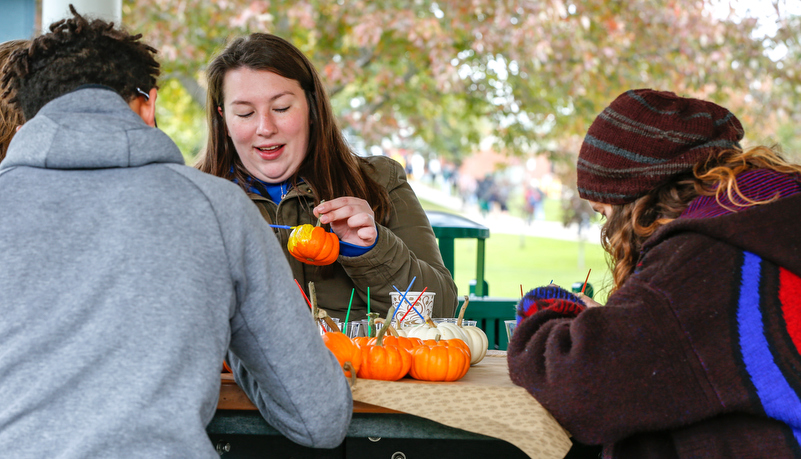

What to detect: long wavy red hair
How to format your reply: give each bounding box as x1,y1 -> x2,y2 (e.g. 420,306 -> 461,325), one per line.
601,145 -> 801,293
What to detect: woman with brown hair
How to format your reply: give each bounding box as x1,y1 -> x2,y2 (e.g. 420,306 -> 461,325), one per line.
196,33 -> 456,320
0,39 -> 28,162
508,89 -> 801,458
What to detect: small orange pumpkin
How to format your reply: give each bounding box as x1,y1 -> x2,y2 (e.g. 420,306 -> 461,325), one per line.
321,331 -> 362,378
420,337 -> 471,359
358,338 -> 411,381
287,224 -> 339,266
377,335 -> 423,352
409,343 -> 470,382
356,306 -> 412,381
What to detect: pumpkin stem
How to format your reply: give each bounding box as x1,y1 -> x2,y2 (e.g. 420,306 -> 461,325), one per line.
374,317 -> 399,335
375,306 -> 395,346
343,361 -> 357,388
315,307 -> 341,333
309,280 -> 342,333
424,314 -> 437,328
309,281 -> 318,325
308,281 -> 328,331
457,295 -> 470,327
314,199 -> 326,227
366,312 -> 379,338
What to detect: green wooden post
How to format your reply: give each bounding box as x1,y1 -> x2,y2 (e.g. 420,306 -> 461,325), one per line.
474,238 -> 487,296
456,296 -> 517,350
438,236 -> 455,278
425,211 -> 490,295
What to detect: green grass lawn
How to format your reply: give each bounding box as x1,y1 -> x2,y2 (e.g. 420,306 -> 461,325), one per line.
450,234 -> 610,303
418,197 -> 611,303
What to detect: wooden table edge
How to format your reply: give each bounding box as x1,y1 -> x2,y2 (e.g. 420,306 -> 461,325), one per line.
219,375 -> 402,414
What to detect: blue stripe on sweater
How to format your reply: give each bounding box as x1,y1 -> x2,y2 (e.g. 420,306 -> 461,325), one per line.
738,252 -> 801,444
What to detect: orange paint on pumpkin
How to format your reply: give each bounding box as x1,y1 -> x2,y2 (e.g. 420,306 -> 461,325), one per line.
287,224 -> 339,266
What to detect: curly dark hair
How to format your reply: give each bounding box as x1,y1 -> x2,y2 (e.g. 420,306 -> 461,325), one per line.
0,4 -> 160,120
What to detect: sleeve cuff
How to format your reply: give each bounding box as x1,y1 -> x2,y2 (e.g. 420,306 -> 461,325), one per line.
338,228 -> 379,257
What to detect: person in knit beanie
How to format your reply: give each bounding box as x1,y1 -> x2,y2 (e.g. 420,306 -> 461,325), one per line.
577,89 -> 744,206
508,89 -> 801,458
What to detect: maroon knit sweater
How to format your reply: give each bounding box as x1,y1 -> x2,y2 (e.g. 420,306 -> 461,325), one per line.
508,172 -> 801,458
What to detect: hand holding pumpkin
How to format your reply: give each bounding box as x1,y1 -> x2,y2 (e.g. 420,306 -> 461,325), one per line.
314,197 -> 377,247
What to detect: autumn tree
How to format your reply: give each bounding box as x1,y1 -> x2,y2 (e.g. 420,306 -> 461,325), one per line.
123,0 -> 790,164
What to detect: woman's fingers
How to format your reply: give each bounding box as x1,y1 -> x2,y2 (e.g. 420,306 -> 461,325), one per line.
315,197 -> 374,225
314,197 -> 377,246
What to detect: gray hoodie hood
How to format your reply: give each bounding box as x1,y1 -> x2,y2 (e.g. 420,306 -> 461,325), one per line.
1,87 -> 184,170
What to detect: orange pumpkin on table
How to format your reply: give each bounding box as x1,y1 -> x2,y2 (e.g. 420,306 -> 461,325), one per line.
420,337 -> 471,355
287,224 -> 339,266
356,306 -> 412,381
352,336 -> 372,348
321,331 -> 362,378
358,338 -> 411,381
409,341 -> 471,382
367,334 -> 423,352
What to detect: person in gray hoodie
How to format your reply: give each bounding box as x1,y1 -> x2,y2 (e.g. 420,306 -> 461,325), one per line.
0,6 -> 351,458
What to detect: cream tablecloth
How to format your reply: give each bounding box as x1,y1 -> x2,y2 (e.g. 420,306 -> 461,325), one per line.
350,350 -> 572,459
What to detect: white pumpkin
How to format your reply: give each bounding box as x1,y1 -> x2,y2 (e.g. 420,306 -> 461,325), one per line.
460,325 -> 488,365
405,322 -> 466,341
434,323 -> 470,342
405,323 -> 441,341
454,295 -> 489,365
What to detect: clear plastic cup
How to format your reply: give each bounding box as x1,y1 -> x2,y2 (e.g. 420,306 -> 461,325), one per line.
319,317 -> 341,335
504,319 -> 517,341
432,318 -> 458,325
344,320 -> 367,339
432,318 -> 477,327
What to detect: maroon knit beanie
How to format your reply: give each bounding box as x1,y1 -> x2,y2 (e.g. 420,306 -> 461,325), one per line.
577,89 -> 744,205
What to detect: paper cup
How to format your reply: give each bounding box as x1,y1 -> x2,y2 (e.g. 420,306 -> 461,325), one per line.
389,291 -> 435,326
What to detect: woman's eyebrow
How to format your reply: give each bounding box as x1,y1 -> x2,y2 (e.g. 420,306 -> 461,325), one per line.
229,91 -> 295,106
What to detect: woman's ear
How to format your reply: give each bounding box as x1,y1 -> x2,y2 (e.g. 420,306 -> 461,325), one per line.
217,106 -> 230,136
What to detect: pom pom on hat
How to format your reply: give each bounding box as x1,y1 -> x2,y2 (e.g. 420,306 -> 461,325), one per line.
516,286 -> 587,325
577,89 -> 744,205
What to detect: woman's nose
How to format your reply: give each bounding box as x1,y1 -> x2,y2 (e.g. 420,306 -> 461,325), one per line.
256,115 -> 276,136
